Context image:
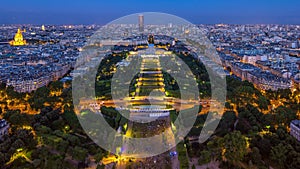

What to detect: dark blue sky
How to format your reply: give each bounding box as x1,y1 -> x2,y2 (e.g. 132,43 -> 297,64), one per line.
0,0 -> 299,25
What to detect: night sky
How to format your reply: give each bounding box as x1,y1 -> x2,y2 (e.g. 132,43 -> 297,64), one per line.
0,0 -> 299,25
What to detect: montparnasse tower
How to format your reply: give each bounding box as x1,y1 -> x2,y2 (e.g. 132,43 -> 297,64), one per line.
10,28 -> 27,46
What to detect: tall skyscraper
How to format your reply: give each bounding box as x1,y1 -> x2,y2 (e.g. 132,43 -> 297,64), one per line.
138,14 -> 144,32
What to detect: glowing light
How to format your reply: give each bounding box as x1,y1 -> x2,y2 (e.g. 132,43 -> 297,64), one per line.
123,123 -> 128,130
64,125 -> 70,131
10,28 -> 27,46
41,25 -> 46,31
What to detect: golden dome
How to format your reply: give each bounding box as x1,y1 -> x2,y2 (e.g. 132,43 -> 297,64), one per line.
10,28 -> 27,46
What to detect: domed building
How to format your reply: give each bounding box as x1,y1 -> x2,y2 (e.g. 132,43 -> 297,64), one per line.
10,28 -> 27,46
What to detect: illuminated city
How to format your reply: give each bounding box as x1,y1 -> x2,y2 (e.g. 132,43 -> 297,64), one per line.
0,1 -> 300,169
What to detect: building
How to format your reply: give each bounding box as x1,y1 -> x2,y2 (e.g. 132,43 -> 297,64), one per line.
6,75 -> 50,93
242,55 -> 258,65
0,119 -> 9,140
290,120 -> 300,141
224,61 -> 292,91
10,28 -> 27,46
138,14 -> 144,32
117,105 -> 171,122
41,25 -> 46,31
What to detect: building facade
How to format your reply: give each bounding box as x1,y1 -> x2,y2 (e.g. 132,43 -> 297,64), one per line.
290,120 -> 300,142
0,119 -> 9,140
138,15 -> 144,32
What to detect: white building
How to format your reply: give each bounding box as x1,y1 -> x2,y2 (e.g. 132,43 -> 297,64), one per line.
290,120 -> 300,142
0,119 -> 9,140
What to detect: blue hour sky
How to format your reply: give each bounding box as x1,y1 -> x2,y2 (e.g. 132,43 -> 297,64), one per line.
0,0 -> 299,25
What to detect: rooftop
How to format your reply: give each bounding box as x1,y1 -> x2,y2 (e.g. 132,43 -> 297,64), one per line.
291,120 -> 300,128
0,119 -> 8,129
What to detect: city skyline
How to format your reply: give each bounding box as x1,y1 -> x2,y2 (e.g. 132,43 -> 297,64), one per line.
0,4 -> 300,169
1,0 -> 300,25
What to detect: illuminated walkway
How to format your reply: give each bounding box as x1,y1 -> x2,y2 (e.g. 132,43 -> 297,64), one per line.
135,54 -> 165,97
115,46 -> 179,169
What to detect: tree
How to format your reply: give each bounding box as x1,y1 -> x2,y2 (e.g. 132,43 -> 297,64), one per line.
44,155 -> 63,169
276,127 -> 287,140
46,110 -> 60,121
0,82 -> 6,90
270,143 -> 288,169
207,137 -> 223,161
6,86 -> 19,99
72,146 -> 88,162
286,150 -> 300,169
51,119 -> 65,130
97,164 -> 105,169
16,129 -> 37,149
225,102 -> 233,110
217,111 -> 237,136
258,95 -> 269,110
222,131 -> 247,165
35,86 -> 50,98
198,150 -> 211,165
62,111 -> 80,131
8,111 -> 24,126
11,139 -> 25,150
95,153 -> 103,163
274,106 -> 296,126
0,152 -> 5,166
278,89 -> 292,99
49,81 -> 63,92
66,134 -> 80,146
249,147 -> 262,165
